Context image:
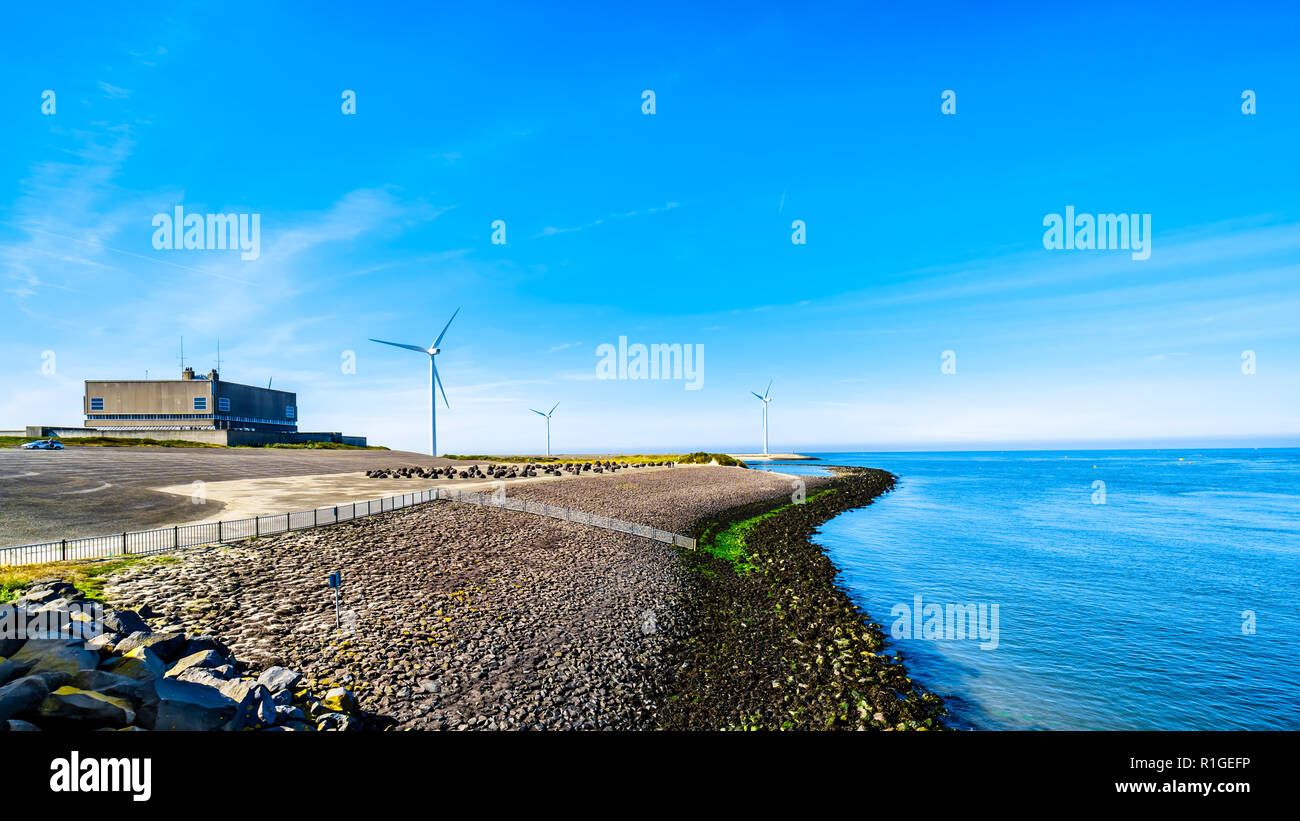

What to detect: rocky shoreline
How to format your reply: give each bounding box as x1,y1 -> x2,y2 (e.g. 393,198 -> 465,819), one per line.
0,578 -> 374,731
655,467 -> 947,730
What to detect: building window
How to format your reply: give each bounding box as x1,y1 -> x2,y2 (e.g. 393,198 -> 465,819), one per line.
193,397 -> 207,411
286,405 -> 295,419
90,398 -> 104,411
218,397 -> 231,412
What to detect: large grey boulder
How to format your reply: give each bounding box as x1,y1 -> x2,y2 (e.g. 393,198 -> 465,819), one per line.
84,632 -> 121,655
115,630 -> 187,662
149,699 -> 230,731
27,579 -> 81,600
147,677 -> 237,731
71,669 -> 158,707
0,602 -> 26,657
1,639 -> 98,682
24,599 -> 95,641
316,712 -> 362,731
102,608 -> 150,636
165,650 -> 225,679
217,679 -> 277,730
28,669 -> 77,690
175,668 -> 230,688
20,589 -> 57,605
182,635 -> 234,661
0,676 -> 49,721
257,666 -> 302,694
37,686 -> 136,727
4,719 -> 41,731
102,645 -> 166,680
275,704 -> 307,723
321,687 -> 357,714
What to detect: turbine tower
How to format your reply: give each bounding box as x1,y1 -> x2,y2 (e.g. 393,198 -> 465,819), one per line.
530,402 -> 559,457
751,379 -> 772,455
370,308 -> 459,456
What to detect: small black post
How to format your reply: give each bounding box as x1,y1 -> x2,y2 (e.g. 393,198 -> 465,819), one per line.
327,571 -> 342,630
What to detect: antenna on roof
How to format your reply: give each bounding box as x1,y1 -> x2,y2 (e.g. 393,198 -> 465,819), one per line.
178,336 -> 186,371
215,339 -> 223,373
267,377 -> 272,390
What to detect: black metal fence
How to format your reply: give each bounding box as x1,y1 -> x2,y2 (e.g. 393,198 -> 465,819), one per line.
0,486 -> 695,566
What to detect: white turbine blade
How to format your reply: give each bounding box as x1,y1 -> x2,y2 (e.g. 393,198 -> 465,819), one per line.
433,364 -> 450,408
549,401 -> 559,415
432,307 -> 460,349
751,392 -> 765,401
764,379 -> 772,399
370,338 -> 429,354
531,409 -> 547,417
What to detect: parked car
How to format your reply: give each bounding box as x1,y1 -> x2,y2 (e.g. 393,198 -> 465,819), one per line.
20,439 -> 64,450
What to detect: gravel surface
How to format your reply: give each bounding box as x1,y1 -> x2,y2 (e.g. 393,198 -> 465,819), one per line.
98,467 -> 810,730
507,465 -> 829,534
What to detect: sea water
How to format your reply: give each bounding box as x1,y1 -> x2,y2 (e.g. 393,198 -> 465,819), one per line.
750,450 -> 1300,730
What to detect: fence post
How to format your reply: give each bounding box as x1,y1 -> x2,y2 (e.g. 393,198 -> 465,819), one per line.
173,525 -> 178,549
286,512 -> 290,531
218,520 -> 223,542
256,517 -> 260,538
314,508 -> 318,527
61,539 -> 66,561
334,506 -> 338,522
122,532 -> 128,556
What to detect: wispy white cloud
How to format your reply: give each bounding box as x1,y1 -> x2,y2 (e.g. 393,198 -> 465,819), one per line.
97,82 -> 131,99
534,201 -> 679,238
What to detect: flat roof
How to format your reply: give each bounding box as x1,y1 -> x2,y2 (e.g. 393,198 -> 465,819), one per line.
84,378 -> 296,396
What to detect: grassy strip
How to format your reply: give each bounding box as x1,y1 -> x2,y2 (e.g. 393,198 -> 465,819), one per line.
259,442 -> 386,450
655,468 -> 946,731
441,451 -> 746,467
697,488 -> 836,573
1,555 -> 181,603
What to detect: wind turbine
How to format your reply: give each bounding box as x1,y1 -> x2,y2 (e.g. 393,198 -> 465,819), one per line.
530,402 -> 559,457
370,308 -> 459,456
751,379 -> 772,455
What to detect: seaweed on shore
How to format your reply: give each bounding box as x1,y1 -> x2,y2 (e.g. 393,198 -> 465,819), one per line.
654,468 -> 947,731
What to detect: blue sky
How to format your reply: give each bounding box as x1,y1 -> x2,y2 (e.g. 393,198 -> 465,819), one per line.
2,1 -> 1298,453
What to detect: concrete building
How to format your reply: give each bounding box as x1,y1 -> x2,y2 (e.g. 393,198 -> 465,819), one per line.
20,368 -> 366,447
85,368 -> 297,433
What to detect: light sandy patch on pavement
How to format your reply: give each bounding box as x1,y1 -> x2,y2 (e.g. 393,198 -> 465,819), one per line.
152,463 -> 701,524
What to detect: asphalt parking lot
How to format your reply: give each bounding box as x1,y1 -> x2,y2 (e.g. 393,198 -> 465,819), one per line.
0,446 -> 436,547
